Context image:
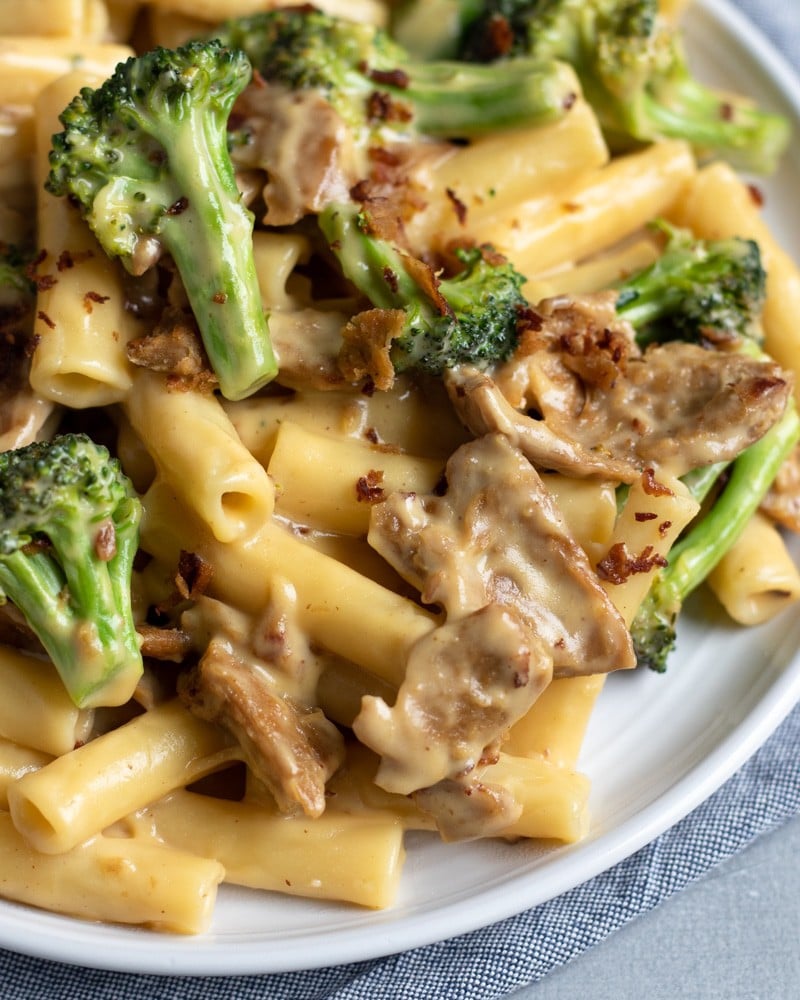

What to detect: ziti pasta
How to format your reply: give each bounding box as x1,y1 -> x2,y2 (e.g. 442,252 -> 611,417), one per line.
0,0 -> 796,935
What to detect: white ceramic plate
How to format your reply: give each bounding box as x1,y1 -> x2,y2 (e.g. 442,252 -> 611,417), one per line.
1,0 -> 799,976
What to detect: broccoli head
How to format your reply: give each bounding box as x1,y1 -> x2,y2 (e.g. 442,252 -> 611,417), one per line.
0,242 -> 36,313
457,0 -> 789,174
46,40 -> 277,401
0,433 -> 143,708
210,5 -> 581,142
319,200 -> 526,376
0,242 -> 39,404
615,221 -> 767,346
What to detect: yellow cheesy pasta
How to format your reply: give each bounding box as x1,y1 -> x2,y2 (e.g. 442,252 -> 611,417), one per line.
0,0 -> 796,937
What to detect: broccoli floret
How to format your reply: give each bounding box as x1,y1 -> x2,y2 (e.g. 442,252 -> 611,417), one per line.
0,242 -> 36,313
631,400 -> 800,671
456,0 -> 789,174
0,242 -> 38,398
319,200 -> 526,375
210,6 -> 581,142
46,40 -> 276,401
0,433 -> 143,707
615,221 -> 767,346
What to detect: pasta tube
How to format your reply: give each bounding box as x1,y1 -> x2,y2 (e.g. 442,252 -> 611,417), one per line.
707,511 -> 800,625
0,646 -> 92,758
0,39 -> 132,105
269,421 -> 444,535
141,481 -> 439,684
0,1 -> 109,40
483,140 -> 696,277
143,0 -> 389,26
0,739 -> 51,810
0,105 -> 34,168
407,97 -> 609,249
8,699 -> 238,854
0,813 -> 224,934
331,744 -> 590,844
144,789 -> 405,908
123,369 -> 275,543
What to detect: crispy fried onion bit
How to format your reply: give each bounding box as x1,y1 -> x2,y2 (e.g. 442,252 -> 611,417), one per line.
354,432 -> 635,840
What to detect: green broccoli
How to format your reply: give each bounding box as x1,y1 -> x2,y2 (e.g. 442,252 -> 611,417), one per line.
630,401 -> 800,671
614,221 -> 767,347
0,433 -> 143,708
318,200 -> 526,375
454,0 -> 789,174
46,40 -> 277,401
0,242 -> 39,403
0,242 -> 36,313
210,5 -> 581,142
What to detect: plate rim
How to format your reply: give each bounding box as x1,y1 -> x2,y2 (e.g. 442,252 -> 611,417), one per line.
0,0 -> 799,976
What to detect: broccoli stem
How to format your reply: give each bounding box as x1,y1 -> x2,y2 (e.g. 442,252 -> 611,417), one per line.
632,400 -> 800,670
639,81 -> 790,176
401,57 -> 581,135
158,114 -> 276,401
320,203 -> 418,310
666,404 -> 799,590
210,8 -> 580,140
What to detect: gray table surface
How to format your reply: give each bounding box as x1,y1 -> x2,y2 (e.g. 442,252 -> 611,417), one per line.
509,812 -> 800,1000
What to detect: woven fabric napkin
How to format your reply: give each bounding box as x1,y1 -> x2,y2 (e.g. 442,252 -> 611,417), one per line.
1,1 -> 799,997
736,1 -> 800,65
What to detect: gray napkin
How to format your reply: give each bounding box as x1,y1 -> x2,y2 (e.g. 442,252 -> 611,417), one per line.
735,1 -> 800,64
1,1 -> 798,997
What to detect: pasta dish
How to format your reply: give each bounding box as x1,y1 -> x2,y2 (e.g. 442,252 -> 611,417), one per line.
0,0 -> 797,936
